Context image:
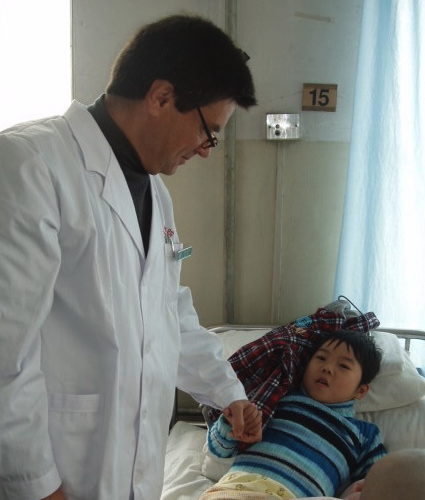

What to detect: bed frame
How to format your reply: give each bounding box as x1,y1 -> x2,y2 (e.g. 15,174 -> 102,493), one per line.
171,325 -> 425,427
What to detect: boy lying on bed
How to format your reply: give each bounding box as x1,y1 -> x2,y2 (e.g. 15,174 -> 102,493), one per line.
199,330 -> 386,500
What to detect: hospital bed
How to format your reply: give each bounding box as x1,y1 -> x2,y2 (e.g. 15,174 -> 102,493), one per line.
161,324 -> 425,499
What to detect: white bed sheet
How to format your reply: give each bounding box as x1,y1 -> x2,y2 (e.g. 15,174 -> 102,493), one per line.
161,422 -> 213,500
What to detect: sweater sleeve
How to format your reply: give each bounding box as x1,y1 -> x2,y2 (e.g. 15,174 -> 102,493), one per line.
351,421 -> 387,481
207,415 -> 240,459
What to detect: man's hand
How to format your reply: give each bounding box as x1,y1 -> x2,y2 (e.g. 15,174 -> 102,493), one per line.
223,400 -> 262,443
41,486 -> 66,500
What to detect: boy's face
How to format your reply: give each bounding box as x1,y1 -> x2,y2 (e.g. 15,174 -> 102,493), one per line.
302,340 -> 369,404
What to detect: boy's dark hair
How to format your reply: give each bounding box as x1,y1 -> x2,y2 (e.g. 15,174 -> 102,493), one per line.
312,330 -> 382,385
106,15 -> 256,111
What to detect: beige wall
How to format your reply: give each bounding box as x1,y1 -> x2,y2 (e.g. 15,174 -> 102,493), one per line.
279,141 -> 349,322
163,139 -> 349,327
161,151 -> 226,327
233,140 -> 277,324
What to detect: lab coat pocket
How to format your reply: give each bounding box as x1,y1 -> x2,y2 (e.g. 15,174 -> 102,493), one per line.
48,393 -> 103,498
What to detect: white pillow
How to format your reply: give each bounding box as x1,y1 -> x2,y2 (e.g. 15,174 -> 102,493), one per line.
217,328 -> 267,359
356,331 -> 425,411
356,396 -> 425,451
216,328 -> 425,412
161,422 -> 213,499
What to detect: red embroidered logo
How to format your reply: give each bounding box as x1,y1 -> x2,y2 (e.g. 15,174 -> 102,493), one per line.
164,227 -> 174,241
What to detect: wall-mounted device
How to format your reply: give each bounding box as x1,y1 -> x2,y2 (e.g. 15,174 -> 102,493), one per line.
266,113 -> 300,140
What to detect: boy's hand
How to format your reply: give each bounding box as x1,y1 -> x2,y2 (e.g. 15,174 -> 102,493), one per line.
341,479 -> 365,500
223,400 -> 262,443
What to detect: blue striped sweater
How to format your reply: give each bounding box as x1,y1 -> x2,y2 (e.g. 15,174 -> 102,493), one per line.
208,391 -> 386,497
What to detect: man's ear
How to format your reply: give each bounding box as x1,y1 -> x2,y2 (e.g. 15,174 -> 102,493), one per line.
145,79 -> 175,114
354,383 -> 370,400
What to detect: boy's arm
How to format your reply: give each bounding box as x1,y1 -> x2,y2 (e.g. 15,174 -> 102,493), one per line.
207,415 -> 240,459
351,424 -> 387,481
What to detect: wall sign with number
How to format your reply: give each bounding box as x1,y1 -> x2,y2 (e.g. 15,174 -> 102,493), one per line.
302,83 -> 337,112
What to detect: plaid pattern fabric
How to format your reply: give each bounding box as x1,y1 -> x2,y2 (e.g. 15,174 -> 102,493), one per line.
208,306 -> 380,428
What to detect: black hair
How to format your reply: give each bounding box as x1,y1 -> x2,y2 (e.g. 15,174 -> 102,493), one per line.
106,14 -> 256,111
312,330 -> 382,385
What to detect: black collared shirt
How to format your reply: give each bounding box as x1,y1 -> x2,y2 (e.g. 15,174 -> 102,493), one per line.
88,95 -> 152,255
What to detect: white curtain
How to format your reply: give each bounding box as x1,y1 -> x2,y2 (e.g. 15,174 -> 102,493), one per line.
334,0 -> 425,342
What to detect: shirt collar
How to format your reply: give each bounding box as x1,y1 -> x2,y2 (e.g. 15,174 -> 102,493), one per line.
88,94 -> 148,176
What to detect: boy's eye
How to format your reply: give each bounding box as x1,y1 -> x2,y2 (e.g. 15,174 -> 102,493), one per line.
316,355 -> 326,361
340,364 -> 350,370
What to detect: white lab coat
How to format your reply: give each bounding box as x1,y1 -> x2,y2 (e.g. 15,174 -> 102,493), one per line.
0,101 -> 246,500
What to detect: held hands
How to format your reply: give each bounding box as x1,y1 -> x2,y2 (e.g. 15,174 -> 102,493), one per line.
223,400 -> 262,443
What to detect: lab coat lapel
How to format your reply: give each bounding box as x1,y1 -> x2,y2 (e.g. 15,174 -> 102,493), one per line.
145,179 -> 163,271
64,100 -> 145,259
101,161 -> 145,259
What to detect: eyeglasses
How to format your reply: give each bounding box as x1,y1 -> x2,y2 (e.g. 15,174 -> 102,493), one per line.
196,107 -> 218,149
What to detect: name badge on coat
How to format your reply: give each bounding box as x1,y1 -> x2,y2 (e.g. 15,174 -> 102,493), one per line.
164,227 -> 192,261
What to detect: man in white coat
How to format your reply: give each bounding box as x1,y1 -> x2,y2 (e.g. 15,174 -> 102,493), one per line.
0,15 -> 261,500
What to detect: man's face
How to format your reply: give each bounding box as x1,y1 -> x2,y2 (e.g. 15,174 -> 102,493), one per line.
302,340 -> 369,404
147,98 -> 236,175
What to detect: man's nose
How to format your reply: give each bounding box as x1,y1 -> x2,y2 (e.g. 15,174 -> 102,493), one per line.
195,146 -> 212,158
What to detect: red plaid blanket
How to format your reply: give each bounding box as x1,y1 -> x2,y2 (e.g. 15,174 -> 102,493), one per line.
207,306 -> 380,427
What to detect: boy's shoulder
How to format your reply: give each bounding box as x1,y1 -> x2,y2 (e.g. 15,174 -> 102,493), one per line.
346,415 -> 386,452
348,415 -> 381,435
